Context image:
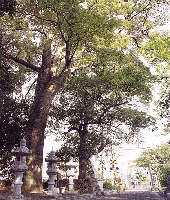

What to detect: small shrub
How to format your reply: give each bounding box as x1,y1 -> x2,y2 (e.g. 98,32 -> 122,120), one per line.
103,179 -> 116,190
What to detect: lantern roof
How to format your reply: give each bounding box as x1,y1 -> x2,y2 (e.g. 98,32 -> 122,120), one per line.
45,150 -> 60,162
11,139 -> 32,156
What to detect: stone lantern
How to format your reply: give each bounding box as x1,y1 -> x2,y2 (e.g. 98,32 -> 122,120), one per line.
10,139 -> 32,199
65,157 -> 78,194
45,150 -> 60,192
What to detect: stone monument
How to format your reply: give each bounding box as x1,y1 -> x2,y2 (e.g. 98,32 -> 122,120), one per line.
87,158 -> 103,196
8,139 -> 32,200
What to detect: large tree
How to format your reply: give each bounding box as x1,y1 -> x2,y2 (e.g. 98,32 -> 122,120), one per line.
50,64 -> 155,179
1,0 -> 169,190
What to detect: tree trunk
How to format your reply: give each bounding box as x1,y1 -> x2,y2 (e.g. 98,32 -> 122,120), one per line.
78,127 -> 89,180
4,36 -> 73,191
79,157 -> 89,180
24,42 -> 71,191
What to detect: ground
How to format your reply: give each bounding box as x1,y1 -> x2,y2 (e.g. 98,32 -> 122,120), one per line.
0,188 -> 169,200
99,190 -> 168,200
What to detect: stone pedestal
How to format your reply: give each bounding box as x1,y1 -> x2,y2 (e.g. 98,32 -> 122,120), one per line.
13,172 -> 24,196
97,178 -> 103,191
48,172 -> 56,191
59,187 -> 65,194
68,175 -> 74,192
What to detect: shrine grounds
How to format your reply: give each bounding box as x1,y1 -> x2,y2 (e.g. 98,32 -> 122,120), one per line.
0,188 -> 169,200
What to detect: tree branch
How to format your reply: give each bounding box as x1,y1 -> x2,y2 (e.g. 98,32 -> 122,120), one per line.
68,127 -> 79,132
125,1 -> 152,20
94,100 -> 129,125
14,28 -> 47,36
56,12 -> 67,43
64,41 -> 71,69
70,38 -> 80,60
61,13 -> 73,40
25,78 -> 38,99
131,36 -> 141,48
4,53 -> 40,72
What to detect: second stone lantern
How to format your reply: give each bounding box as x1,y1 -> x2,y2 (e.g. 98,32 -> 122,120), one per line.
65,157 -> 78,194
45,150 -> 60,192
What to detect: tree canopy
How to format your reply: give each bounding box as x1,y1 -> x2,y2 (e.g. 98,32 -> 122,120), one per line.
50,61 -> 155,178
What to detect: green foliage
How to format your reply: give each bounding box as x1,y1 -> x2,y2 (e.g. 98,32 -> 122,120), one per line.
141,33 -> 170,132
0,57 -> 29,179
159,164 -> 170,188
2,0 -> 169,72
103,179 -> 116,190
135,170 -> 147,184
0,97 -> 29,178
143,34 -> 170,65
136,143 -> 170,187
0,58 -> 25,95
136,143 -> 170,168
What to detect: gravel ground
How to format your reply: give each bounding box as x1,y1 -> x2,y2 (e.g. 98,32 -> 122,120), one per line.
0,189 -> 169,200
97,190 -> 169,200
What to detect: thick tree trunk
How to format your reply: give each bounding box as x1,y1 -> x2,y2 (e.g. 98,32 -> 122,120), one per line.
24,42 -> 71,191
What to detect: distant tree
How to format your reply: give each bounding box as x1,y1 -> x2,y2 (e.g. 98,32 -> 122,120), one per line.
51,65 -> 155,179
136,143 -> 170,188
159,164 -> 170,188
135,171 -> 147,184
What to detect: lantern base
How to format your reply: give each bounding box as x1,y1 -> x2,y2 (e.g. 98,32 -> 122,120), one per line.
65,190 -> 78,194
45,190 -> 62,198
7,194 -> 25,200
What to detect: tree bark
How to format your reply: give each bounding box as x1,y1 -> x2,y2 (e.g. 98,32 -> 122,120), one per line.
79,157 -> 89,180
78,125 -> 89,180
23,41 -> 71,191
